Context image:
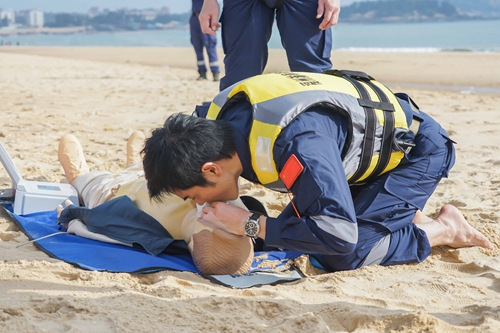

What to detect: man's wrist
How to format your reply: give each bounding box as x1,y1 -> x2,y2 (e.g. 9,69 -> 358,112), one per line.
242,212 -> 267,239
244,212 -> 261,238
257,215 -> 266,239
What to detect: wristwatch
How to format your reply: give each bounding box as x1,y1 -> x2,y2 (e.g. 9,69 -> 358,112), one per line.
244,212 -> 261,238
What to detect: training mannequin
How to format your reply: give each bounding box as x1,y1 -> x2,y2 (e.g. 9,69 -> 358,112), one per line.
57,132 -> 254,275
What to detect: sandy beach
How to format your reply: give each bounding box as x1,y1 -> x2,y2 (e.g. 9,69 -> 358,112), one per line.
0,46 -> 499,332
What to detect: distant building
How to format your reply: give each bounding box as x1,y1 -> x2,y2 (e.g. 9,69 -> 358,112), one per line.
0,8 -> 15,26
26,9 -> 44,27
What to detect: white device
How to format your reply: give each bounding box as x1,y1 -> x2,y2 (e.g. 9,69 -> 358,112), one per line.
0,140 -> 79,215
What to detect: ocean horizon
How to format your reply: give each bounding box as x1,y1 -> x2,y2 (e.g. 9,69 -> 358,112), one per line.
1,19 -> 499,53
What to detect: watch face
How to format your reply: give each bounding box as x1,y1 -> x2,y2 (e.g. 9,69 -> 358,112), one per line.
244,221 -> 259,237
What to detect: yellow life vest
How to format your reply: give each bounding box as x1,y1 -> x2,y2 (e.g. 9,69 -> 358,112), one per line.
207,70 -> 412,189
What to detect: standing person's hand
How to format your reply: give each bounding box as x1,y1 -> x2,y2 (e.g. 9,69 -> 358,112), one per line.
199,0 -> 221,35
317,0 -> 341,30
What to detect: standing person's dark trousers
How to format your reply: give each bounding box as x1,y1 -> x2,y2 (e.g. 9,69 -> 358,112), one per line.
219,0 -> 333,90
190,12 -> 220,81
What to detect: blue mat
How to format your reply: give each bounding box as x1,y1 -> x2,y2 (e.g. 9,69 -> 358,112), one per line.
3,204 -> 305,288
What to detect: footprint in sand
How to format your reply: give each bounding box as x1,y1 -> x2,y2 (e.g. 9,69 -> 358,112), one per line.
447,199 -> 467,208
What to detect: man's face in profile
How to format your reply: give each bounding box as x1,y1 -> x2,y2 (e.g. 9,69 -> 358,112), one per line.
173,171 -> 239,205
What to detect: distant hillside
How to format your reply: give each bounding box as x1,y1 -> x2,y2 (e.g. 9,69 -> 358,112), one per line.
341,0 -> 500,23
450,0 -> 500,18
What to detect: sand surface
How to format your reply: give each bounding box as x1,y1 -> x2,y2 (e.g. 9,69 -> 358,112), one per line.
0,47 -> 499,332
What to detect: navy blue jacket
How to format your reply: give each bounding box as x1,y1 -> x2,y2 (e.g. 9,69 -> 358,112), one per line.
196,92 -> 454,263
58,196 -> 189,256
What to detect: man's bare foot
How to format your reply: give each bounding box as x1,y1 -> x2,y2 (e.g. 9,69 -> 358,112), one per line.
418,204 -> 495,250
413,210 -> 432,225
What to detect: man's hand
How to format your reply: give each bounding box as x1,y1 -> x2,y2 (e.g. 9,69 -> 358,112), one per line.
317,0 -> 341,30
199,201 -> 250,236
199,0 -> 221,36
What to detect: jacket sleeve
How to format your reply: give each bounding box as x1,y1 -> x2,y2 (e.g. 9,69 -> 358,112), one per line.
264,129 -> 358,255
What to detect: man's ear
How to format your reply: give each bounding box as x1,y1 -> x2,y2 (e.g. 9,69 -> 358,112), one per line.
201,162 -> 222,177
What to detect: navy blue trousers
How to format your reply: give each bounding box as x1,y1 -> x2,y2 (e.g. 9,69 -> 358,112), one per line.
190,14 -> 219,74
219,0 -> 333,90
318,99 -> 457,271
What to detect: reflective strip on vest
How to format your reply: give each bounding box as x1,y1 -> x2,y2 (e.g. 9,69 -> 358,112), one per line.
207,72 -> 409,187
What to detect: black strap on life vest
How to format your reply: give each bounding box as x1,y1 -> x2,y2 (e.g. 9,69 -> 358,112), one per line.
363,80 -> 395,180
341,76 -> 377,184
325,70 -> 396,184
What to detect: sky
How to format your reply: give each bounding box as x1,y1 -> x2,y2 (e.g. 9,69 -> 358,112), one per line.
0,0 -> 363,14
0,0 -> 192,13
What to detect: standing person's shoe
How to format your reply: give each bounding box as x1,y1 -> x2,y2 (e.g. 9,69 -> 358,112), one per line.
212,72 -> 220,82
197,72 -> 207,80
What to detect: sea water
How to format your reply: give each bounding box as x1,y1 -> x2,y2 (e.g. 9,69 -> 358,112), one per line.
1,19 -> 499,52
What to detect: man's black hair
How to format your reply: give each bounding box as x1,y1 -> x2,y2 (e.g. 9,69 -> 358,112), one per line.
142,113 -> 236,201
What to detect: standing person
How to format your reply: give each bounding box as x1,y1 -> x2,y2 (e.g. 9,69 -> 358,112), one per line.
199,0 -> 341,90
142,70 -> 494,273
191,0 -> 220,81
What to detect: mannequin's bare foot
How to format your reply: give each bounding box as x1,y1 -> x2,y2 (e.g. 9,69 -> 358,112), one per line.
420,204 -> 495,250
58,134 -> 89,184
126,131 -> 146,167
